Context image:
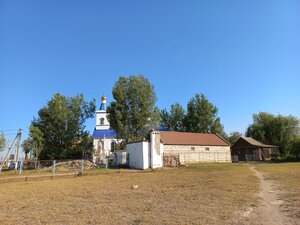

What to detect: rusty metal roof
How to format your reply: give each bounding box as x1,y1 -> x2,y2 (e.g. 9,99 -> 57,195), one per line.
158,131 -> 230,146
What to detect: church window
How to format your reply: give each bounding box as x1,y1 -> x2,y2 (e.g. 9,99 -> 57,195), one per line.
111,141 -> 116,151
100,118 -> 104,125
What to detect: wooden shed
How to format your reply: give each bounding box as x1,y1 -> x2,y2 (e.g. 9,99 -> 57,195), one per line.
231,136 -> 279,161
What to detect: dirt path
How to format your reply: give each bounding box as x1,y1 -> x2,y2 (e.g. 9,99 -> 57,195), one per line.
249,166 -> 297,225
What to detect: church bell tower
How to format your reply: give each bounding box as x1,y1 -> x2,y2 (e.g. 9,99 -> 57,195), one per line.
95,96 -> 110,130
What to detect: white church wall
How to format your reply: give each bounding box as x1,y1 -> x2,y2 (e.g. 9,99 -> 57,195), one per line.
93,138 -> 120,154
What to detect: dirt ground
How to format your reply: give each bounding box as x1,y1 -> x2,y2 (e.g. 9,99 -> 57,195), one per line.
253,163 -> 300,225
248,166 -> 297,225
0,163 -> 299,225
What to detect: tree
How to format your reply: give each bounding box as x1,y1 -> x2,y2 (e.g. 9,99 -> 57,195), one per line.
160,103 -> 185,131
0,132 -> 6,152
22,138 -> 32,160
74,135 -> 94,160
246,112 -> 300,155
108,75 -> 160,142
184,93 -> 226,135
228,131 -> 243,144
30,93 -> 96,159
29,125 -> 44,169
287,138 -> 300,159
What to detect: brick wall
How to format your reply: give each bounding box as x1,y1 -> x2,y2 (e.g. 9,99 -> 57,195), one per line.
164,145 -> 231,164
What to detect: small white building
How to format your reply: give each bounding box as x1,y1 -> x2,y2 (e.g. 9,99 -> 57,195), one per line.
92,96 -> 121,164
126,131 -> 164,170
126,130 -> 231,169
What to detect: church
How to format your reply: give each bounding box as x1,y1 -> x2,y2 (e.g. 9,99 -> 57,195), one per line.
92,96 -> 120,164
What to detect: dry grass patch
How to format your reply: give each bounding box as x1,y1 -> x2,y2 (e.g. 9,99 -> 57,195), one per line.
255,162 -> 300,220
0,163 -> 258,225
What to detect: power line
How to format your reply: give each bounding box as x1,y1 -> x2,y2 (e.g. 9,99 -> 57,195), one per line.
3,133 -> 19,136
0,129 -> 20,132
0,129 -> 29,134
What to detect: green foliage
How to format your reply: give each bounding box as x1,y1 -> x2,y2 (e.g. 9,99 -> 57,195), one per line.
30,93 -> 96,159
287,138 -> 300,160
29,125 -> 44,159
160,93 -> 227,138
185,93 -> 226,136
228,131 -> 243,144
22,138 -> 32,154
246,112 -> 300,156
0,132 -> 6,152
108,75 -> 160,142
160,103 -> 185,131
22,137 -> 33,160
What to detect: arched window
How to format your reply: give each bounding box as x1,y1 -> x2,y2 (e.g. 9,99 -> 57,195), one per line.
111,141 -> 116,151
100,118 -> 104,125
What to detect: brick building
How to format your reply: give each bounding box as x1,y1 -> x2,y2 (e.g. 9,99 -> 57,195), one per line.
126,130 -> 231,169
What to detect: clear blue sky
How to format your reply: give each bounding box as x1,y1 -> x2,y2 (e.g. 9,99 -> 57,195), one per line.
1,0 -> 300,145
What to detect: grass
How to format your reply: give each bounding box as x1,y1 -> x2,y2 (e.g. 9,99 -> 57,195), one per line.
0,163 -> 259,225
255,162 -> 300,220
2,163 -> 298,224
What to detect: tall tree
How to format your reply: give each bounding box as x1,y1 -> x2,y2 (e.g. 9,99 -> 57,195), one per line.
30,93 -> 95,159
29,125 -> 44,169
108,75 -> 159,142
160,103 -> 185,131
0,132 -> 6,152
287,138 -> 300,159
21,138 -> 32,160
185,93 -> 225,135
228,131 -> 243,144
246,112 -> 300,155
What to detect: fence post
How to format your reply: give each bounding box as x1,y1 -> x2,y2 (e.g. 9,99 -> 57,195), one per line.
19,160 -> 23,175
80,159 -> 84,173
115,154 -> 117,169
52,160 -> 56,174
105,158 -> 108,169
35,158 -> 38,170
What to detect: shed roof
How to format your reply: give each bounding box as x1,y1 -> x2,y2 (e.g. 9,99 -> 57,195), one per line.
158,131 -> 230,146
239,136 -> 278,148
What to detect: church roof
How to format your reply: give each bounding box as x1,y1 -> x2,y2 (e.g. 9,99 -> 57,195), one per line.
99,102 -> 106,110
92,129 -> 117,138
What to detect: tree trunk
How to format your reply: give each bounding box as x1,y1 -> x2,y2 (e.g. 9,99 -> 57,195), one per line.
25,153 -> 29,160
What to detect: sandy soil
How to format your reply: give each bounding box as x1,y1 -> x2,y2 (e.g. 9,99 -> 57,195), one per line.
247,166 -> 298,225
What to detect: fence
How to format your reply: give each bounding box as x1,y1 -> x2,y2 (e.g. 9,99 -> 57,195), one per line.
0,159 -> 96,175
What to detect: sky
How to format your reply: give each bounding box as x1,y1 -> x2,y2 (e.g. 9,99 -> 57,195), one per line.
1,0 -> 300,150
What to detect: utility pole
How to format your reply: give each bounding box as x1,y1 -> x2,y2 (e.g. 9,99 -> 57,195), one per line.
0,129 -> 22,172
